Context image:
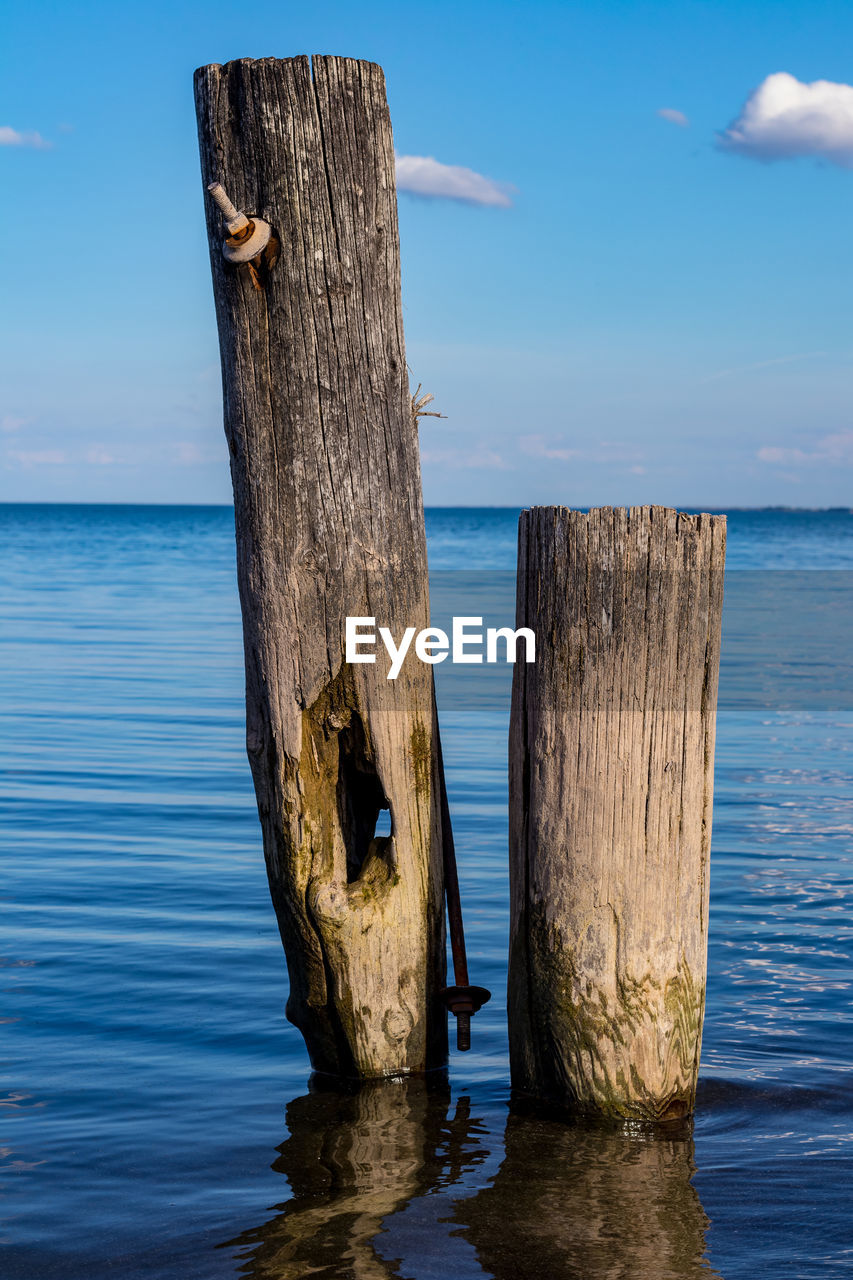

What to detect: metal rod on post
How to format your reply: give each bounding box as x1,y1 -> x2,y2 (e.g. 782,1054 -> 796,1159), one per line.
437,733 -> 490,1051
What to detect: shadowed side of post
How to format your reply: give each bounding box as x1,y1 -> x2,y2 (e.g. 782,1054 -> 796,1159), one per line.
508,506 -> 726,1119
194,56 -> 447,1077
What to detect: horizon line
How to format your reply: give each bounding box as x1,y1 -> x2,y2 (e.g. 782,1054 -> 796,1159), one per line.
0,501 -> 851,515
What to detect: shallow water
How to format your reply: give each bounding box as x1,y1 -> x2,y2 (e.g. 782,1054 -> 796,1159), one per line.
2,505 -> 852,1278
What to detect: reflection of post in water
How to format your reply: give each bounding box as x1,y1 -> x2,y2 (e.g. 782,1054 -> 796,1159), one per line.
224,1076 -> 485,1279
459,1106 -> 723,1280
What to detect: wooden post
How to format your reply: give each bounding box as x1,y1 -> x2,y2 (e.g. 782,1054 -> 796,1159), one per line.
194,57 -> 446,1077
508,506 -> 726,1120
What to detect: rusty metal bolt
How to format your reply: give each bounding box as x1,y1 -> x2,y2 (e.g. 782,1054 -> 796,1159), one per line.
441,984 -> 491,1052
207,181 -> 273,265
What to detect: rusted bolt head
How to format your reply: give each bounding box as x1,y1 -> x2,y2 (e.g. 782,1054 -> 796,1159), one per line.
222,219 -> 273,264
207,180 -> 273,265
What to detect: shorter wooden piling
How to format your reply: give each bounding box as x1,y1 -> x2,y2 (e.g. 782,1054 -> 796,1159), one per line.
508,506 -> 726,1120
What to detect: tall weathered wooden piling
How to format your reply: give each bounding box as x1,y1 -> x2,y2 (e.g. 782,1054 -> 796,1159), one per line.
194,57 -> 446,1077
508,506 -> 726,1120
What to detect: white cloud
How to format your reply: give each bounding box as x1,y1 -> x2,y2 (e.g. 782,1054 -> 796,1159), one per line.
520,435 -> 579,462
757,429 -> 853,466
420,445 -> 508,469
172,442 -> 205,464
657,108 -> 689,128
7,449 -> 67,466
1,415 -> 26,434
0,126 -> 51,149
86,446 -> 116,465
395,154 -> 514,207
700,350 -> 827,384
719,72 -> 853,165
519,435 -> 645,466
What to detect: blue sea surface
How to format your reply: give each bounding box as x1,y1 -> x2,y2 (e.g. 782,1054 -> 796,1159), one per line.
2,505 -> 852,1279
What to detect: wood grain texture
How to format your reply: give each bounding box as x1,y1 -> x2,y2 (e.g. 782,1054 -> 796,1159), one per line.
194,56 -> 446,1077
508,506 -> 726,1119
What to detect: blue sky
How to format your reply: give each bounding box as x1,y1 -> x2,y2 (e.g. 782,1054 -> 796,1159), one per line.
2,0 -> 852,506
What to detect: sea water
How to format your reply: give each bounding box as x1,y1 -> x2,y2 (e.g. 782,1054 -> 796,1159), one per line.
2,505 -> 852,1278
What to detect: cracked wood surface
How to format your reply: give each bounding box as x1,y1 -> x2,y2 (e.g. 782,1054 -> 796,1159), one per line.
194,56 -> 446,1077
508,506 -> 726,1119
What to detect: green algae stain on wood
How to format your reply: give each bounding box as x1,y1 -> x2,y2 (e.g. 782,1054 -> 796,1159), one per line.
409,719 -> 431,802
509,507 -> 726,1121
517,903 -> 705,1120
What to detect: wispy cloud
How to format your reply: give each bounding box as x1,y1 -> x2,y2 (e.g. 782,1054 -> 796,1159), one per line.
395,154 -> 514,207
6,449 -> 67,466
520,435 -> 579,462
5,438 -> 223,471
719,72 -> 853,165
0,126 -> 51,150
171,441 -> 223,465
758,429 -> 853,466
657,108 -> 689,128
519,436 -> 645,466
420,445 -> 508,469
86,447 -> 116,465
699,350 -> 828,384
1,415 -> 26,434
